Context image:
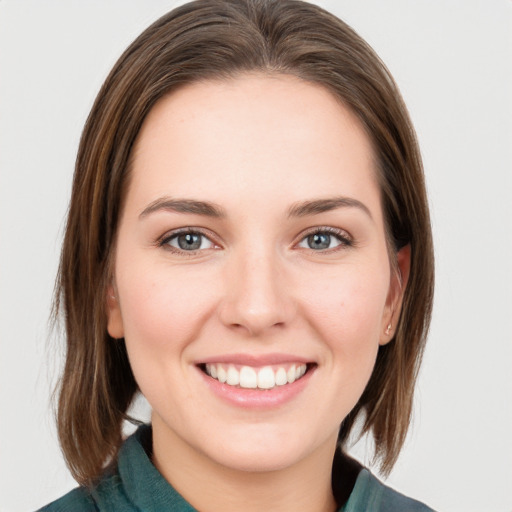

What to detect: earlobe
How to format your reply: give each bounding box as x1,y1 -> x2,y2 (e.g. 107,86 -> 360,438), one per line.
106,283 -> 124,339
380,244 -> 411,345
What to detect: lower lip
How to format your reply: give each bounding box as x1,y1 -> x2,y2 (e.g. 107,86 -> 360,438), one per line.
198,367 -> 315,409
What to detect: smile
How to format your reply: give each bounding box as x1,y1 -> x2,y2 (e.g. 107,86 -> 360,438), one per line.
203,363 -> 309,390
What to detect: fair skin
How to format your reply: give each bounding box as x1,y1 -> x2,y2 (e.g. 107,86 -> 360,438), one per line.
107,74 -> 409,512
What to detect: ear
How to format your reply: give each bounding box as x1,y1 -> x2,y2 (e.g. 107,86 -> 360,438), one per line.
380,244 -> 411,345
106,281 -> 124,339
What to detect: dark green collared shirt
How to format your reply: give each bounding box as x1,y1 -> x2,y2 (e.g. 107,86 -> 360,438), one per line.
39,425 -> 435,511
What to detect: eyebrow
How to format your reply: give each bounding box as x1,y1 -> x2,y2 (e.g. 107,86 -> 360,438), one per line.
287,197 -> 373,220
139,195 -> 372,220
139,197 -> 226,219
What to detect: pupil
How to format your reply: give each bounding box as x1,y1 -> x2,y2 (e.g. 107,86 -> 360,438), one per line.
308,233 -> 330,250
178,233 -> 201,250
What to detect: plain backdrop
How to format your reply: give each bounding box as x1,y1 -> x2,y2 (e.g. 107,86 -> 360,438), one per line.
1,1 -> 511,511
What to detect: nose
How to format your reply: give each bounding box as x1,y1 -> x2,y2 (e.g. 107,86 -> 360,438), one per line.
218,247 -> 295,337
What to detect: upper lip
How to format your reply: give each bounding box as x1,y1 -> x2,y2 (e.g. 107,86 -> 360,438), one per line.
196,353 -> 314,366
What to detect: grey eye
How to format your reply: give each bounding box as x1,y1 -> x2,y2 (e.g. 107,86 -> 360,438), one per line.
308,233 -> 331,250
177,233 -> 201,250
298,231 -> 344,251
168,232 -> 214,251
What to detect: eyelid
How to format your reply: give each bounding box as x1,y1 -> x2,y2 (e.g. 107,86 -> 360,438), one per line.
157,227 -> 221,253
155,225 -> 353,254
295,226 -> 354,250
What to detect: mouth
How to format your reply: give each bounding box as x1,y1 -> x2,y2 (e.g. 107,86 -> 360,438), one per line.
198,362 -> 315,390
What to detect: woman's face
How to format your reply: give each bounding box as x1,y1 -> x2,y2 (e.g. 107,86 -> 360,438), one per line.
108,74 -> 407,474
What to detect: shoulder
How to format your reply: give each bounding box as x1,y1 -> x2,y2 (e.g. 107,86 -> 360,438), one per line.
37,426 -> 151,511
37,472 -> 129,511
373,473 -> 436,512
37,486 -> 98,512
343,469 -> 436,512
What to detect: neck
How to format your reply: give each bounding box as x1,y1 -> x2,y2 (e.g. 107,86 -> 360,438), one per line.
152,421 -> 338,512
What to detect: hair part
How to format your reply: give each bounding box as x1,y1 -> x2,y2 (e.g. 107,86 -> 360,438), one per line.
55,0 -> 434,486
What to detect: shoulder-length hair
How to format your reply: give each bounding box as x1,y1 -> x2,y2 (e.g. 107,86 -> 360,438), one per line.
55,0 -> 434,486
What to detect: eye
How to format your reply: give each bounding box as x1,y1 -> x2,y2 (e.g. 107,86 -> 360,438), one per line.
297,228 -> 352,251
161,230 -> 216,252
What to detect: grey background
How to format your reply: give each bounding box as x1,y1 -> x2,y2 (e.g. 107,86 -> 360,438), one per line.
1,1 -> 511,510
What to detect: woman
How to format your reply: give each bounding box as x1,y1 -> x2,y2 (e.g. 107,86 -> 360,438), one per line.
41,0 -> 435,510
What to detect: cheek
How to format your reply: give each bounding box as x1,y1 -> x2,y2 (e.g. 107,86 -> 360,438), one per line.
116,259 -> 219,350
300,262 -> 389,356
115,261 -> 220,411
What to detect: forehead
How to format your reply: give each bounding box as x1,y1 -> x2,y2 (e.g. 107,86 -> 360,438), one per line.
127,73 -> 379,213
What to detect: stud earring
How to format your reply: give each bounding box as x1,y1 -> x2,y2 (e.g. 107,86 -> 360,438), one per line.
385,323 -> 392,336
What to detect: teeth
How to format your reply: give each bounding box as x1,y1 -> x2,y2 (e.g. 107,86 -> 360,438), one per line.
275,367 -> 287,386
257,366 -> 275,389
239,366 -> 258,388
204,363 -> 308,389
226,365 -> 240,386
287,365 -> 296,384
217,365 -> 227,383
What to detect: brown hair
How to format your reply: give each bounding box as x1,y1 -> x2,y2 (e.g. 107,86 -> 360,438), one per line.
55,0 -> 434,486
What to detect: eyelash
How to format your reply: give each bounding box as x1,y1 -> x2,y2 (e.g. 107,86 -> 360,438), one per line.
156,226 -> 354,255
298,226 -> 354,252
157,228 -> 217,255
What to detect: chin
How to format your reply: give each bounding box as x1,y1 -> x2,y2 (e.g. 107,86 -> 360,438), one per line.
196,424 -> 331,474
208,445 -> 305,473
